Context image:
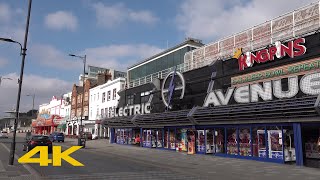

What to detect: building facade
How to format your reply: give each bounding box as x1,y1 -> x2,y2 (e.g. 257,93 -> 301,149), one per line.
104,2 -> 320,169
127,38 -> 203,88
89,77 -> 126,138
32,96 -> 66,135
69,79 -> 93,136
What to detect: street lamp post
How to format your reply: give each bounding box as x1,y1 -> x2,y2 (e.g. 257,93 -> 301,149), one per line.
26,94 -> 35,116
0,0 -> 33,165
69,54 -> 86,146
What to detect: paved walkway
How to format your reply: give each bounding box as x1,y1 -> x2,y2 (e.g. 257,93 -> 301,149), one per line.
0,138 -> 41,179
62,138 -> 320,180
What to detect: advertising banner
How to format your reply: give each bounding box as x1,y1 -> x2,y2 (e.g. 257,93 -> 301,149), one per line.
234,29 -> 252,53
252,21 -> 271,50
204,42 -> 219,62
272,13 -> 293,42
294,3 -> 319,37
219,36 -> 234,58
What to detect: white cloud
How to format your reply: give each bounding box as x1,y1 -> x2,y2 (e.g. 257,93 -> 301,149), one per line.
176,0 -> 316,41
30,44 -> 82,70
0,57 -> 8,67
30,43 -> 163,71
0,73 -> 72,117
0,2 -> 27,43
45,11 -> 78,31
82,44 -> 164,71
92,2 -> 158,28
0,3 -> 11,23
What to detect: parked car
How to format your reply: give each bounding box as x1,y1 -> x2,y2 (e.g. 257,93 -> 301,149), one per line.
83,132 -> 92,140
49,132 -> 65,142
23,135 -> 52,153
0,132 -> 8,138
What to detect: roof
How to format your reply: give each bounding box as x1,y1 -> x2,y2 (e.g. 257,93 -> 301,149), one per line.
127,38 -> 204,69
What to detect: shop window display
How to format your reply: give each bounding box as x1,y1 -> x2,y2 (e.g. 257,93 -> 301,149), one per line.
206,129 -> 214,154
283,126 -> 296,162
187,129 -> 196,154
227,128 -> 238,155
116,129 -> 120,144
156,130 -> 163,148
267,126 -> 283,160
142,129 -> 147,147
169,129 -> 175,150
196,130 -> 205,153
304,127 -> 320,160
215,128 -> 225,153
164,129 -> 169,148
176,129 -> 187,152
151,129 -> 157,148
239,128 -> 251,156
252,127 -> 266,158
123,129 -> 128,144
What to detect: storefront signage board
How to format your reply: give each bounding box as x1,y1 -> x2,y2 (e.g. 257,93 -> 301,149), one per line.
110,102 -> 151,118
204,72 -> 320,107
232,58 -> 320,86
237,38 -> 306,71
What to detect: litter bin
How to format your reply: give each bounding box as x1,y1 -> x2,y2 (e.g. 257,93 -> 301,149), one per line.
78,138 -> 86,148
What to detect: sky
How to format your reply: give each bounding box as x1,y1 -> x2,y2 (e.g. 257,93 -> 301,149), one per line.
0,0 -> 316,117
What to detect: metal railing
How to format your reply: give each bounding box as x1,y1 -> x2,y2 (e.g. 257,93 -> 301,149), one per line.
128,1 -> 320,88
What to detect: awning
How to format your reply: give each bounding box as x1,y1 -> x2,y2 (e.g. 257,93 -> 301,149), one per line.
103,95 -> 320,128
57,124 -> 66,129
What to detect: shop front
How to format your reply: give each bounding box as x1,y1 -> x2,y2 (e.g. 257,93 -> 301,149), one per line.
104,24 -> 320,168
32,115 -> 62,135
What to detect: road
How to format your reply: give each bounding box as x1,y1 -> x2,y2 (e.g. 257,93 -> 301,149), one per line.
1,135 -> 320,180
0,136 -> 200,179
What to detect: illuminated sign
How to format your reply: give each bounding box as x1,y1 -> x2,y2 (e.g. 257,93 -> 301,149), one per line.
110,103 -> 151,117
203,72 -> 320,107
161,70 -> 186,109
238,38 -> 306,71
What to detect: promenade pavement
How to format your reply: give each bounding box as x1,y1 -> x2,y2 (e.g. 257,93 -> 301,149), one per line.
62,137 -> 320,180
0,133 -> 41,180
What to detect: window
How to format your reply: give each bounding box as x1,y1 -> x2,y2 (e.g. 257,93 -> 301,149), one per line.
127,95 -> 134,105
105,108 -> 108,118
85,92 -> 88,101
90,110 -> 92,117
107,91 -> 111,101
113,88 -> 117,100
97,93 -> 99,101
101,109 -> 104,117
72,97 -> 75,105
102,92 -> 106,103
108,107 -> 112,117
94,94 -> 96,101
90,95 -> 92,102
140,91 -> 151,103
96,108 -> 99,117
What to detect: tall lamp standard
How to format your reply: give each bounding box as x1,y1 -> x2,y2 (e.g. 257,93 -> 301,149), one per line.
0,0 -> 32,166
69,54 -> 86,146
26,94 -> 35,116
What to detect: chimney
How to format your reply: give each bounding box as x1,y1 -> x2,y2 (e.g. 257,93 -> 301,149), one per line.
97,71 -> 113,85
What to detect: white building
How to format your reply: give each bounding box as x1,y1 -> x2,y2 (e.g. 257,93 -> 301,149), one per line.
35,94 -> 71,134
89,77 -> 126,138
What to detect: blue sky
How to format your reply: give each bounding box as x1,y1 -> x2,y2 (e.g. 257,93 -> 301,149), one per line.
0,0 -> 314,117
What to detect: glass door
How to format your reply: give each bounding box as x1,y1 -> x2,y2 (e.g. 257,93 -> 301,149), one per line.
206,129 -> 214,154
196,130 -> 205,153
156,129 -> 163,148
